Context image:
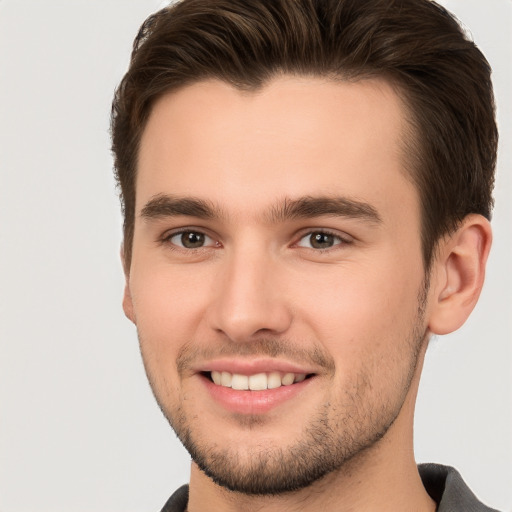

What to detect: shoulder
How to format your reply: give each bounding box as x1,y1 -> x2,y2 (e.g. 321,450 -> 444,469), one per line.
418,463 -> 501,512
160,484 -> 189,512
159,469 -> 502,512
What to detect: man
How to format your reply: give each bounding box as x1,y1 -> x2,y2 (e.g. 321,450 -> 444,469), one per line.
110,0 -> 500,510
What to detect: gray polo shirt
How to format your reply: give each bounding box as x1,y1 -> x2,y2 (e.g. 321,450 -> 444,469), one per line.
160,464 -> 501,511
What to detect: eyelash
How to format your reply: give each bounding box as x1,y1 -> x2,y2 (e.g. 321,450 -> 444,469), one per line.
295,229 -> 352,251
160,229 -> 219,250
159,228 -> 352,252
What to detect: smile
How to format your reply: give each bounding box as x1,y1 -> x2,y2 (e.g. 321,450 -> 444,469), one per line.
209,371 -> 307,390
201,370 -> 315,415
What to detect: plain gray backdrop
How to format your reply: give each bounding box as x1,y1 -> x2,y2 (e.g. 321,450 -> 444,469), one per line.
0,1 -> 510,511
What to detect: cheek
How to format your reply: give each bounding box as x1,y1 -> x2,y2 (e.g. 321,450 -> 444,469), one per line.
132,258 -> 211,322
298,266 -> 425,417
129,264 -> 213,377
293,260 -> 424,367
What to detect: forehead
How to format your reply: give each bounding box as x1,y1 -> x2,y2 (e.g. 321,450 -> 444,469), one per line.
136,76 -> 418,224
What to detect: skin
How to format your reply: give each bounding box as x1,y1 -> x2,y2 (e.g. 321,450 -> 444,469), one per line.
122,76 -> 491,511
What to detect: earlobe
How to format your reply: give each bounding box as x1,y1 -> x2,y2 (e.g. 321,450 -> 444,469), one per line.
123,283 -> 136,324
120,244 -> 136,324
428,214 -> 492,335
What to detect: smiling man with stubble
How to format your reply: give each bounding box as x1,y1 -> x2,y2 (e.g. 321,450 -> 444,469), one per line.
110,1 -> 500,511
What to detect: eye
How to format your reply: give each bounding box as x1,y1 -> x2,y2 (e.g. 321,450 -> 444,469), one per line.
296,231 -> 347,250
166,230 -> 217,249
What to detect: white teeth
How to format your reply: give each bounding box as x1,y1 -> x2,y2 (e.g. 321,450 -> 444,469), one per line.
281,373 -> 295,386
210,370 -> 309,390
248,373 -> 267,391
211,370 -> 222,385
220,371 -> 232,387
267,372 -> 282,389
231,374 -> 249,390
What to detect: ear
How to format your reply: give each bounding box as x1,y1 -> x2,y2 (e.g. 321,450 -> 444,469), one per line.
428,214 -> 492,335
120,244 -> 136,324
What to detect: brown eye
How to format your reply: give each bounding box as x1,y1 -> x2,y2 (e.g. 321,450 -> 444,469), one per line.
310,232 -> 335,249
297,231 -> 344,250
168,230 -> 215,249
181,231 -> 205,248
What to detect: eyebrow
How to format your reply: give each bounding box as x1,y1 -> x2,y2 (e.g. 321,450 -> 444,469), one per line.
140,194 -> 221,220
266,196 -> 382,224
140,194 -> 381,225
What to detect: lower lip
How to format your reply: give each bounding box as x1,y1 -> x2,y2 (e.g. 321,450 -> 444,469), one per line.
200,374 -> 314,414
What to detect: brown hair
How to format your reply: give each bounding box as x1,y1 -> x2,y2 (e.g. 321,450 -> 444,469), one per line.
111,0 -> 497,269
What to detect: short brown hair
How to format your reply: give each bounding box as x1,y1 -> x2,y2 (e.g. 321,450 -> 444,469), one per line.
111,0 -> 497,269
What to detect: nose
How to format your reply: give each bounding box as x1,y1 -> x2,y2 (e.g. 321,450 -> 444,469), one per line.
206,246 -> 293,342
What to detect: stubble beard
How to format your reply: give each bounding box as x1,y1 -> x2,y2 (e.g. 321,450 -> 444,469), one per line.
170,378 -> 416,495
142,284 -> 429,496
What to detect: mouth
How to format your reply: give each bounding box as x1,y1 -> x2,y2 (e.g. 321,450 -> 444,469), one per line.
203,370 -> 313,390
199,369 -> 316,415
193,359 -> 319,414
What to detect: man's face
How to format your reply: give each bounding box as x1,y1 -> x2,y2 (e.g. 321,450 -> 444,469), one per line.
125,77 -> 430,493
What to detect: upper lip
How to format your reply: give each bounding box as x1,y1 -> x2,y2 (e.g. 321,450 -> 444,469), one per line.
193,358 -> 318,376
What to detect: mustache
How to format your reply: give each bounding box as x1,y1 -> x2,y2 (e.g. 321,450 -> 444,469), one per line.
176,337 -> 336,376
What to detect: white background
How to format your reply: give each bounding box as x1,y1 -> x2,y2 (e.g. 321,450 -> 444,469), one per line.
0,1 -> 510,511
